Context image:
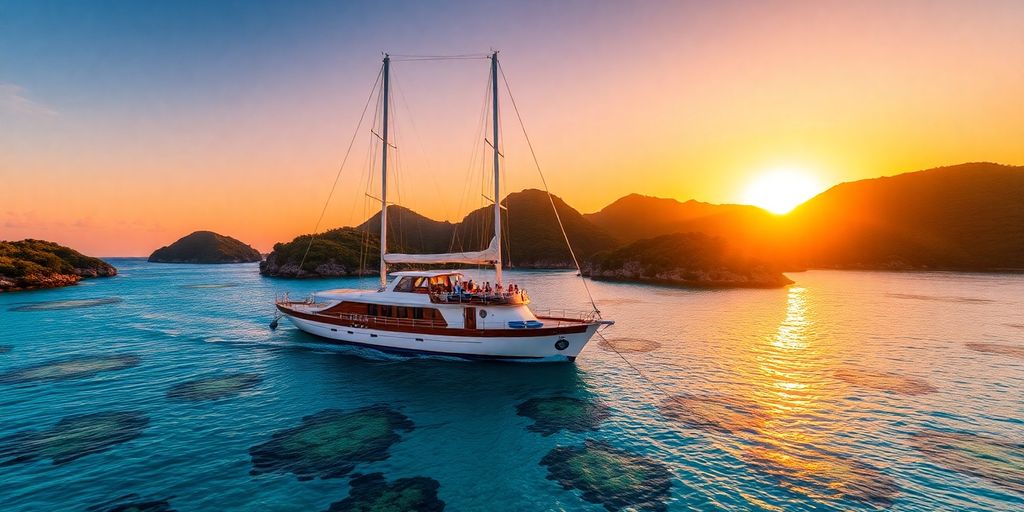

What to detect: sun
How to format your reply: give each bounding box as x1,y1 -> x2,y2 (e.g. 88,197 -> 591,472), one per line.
741,168 -> 823,214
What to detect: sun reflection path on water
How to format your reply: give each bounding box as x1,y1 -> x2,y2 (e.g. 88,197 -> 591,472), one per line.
743,286 -> 899,506
654,285 -> 901,506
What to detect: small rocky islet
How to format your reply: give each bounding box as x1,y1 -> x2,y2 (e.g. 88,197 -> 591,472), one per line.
0,239 -> 116,292
584,232 -> 793,289
148,231 -> 261,264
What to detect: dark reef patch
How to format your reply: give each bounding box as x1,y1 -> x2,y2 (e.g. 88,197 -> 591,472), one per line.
885,293 -> 993,304
516,396 -> 610,436
743,444 -> 899,507
166,373 -> 262,401
965,343 -> 1024,360
0,345 -> 11,354
0,411 -> 149,465
87,494 -> 175,512
834,368 -> 936,395
325,472 -> 445,511
9,297 -> 123,311
597,337 -> 662,354
249,405 -> 414,481
658,394 -> 764,435
0,354 -> 140,384
541,439 -> 672,512
912,430 -> 1024,495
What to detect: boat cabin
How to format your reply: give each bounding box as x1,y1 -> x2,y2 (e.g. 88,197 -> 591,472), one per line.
386,270 -> 461,294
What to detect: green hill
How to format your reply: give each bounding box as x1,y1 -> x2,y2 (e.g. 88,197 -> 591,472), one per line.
149,231 -> 262,264
584,194 -> 775,243
356,205 -> 456,254
260,227 -> 379,278
456,189 -> 618,267
261,189 -> 616,277
781,162 -> 1024,269
0,239 -> 117,291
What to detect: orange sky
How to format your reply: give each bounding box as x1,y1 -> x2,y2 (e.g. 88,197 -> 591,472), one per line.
2,1 -> 1022,255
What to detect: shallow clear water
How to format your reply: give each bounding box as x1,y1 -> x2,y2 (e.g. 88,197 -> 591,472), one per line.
1,259 -> 1022,511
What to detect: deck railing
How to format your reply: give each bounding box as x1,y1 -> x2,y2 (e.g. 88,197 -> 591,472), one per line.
531,308 -> 599,324
429,291 -> 530,306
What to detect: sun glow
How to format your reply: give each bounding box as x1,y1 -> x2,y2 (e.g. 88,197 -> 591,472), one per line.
742,168 -> 824,214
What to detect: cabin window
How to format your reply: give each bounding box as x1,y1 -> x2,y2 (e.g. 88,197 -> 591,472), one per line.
381,305 -> 393,317
412,308 -> 424,320
367,304 -> 378,316
394,277 -> 415,293
412,277 -> 430,292
396,306 -> 408,318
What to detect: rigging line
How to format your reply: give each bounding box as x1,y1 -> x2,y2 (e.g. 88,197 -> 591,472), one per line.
298,65 -> 384,273
361,74 -> 385,274
393,64 -> 448,227
498,62 -> 601,315
449,69 -> 493,254
594,331 -> 675,400
359,74 -> 385,276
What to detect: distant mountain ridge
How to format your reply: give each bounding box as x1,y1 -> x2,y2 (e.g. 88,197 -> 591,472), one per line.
783,162 -> 1024,269
261,189 -> 617,277
262,162 -> 1024,279
584,194 -> 776,244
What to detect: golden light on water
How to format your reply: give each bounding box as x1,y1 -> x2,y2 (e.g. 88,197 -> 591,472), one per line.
741,168 -> 824,214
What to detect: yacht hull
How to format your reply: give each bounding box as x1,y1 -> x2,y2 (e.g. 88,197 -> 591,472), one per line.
282,313 -> 600,361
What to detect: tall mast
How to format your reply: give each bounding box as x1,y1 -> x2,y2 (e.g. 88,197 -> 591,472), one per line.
491,51 -> 502,286
379,54 -> 390,289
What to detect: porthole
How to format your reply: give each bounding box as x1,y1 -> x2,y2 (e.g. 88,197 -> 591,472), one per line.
479,309 -> 488,318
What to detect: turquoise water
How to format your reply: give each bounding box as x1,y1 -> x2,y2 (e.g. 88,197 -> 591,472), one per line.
1,259 -> 1022,511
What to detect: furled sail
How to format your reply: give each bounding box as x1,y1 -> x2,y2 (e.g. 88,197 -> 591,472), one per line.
382,236 -> 499,265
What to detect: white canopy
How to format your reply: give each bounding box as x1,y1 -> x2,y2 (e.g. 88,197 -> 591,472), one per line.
382,236 -> 499,265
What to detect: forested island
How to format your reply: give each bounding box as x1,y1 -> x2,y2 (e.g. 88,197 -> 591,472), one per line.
584,233 -> 794,288
0,240 -> 117,291
149,231 -> 262,264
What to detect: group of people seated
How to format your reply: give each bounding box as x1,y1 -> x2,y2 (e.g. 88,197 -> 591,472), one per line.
430,278 -> 528,303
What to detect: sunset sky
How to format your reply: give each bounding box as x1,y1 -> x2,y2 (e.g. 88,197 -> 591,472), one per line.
3,0 -> 1022,255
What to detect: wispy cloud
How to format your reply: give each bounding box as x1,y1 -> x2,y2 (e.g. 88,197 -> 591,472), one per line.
0,82 -> 57,117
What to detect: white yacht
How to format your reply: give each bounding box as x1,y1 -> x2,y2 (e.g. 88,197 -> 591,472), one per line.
275,52 -> 612,361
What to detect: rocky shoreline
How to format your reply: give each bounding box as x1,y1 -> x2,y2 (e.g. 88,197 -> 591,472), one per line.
585,261 -> 793,289
0,240 -> 117,292
584,233 -> 793,289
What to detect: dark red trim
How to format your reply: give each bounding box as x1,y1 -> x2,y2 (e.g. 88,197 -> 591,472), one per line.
277,304 -> 589,337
